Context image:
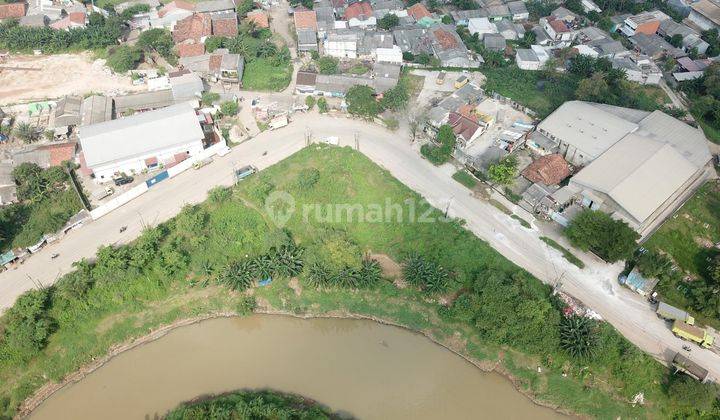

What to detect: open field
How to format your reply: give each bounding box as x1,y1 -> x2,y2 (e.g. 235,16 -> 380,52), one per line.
241,58 -> 293,92
1,146 -> 714,419
0,53 -> 143,105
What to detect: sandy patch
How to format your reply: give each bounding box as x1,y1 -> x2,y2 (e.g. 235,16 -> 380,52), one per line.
288,277 -> 302,296
0,53 -> 144,105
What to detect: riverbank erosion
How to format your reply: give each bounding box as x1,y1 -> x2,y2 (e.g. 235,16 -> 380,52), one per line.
1,145 -> 717,419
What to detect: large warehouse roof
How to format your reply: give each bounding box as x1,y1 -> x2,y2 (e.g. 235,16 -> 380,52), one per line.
79,103 -> 204,168
537,101 -> 639,159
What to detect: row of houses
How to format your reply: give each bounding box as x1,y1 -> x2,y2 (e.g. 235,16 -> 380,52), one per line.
295,61 -> 401,97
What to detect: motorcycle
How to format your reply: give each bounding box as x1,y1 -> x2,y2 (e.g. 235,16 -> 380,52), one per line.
120,226 -> 127,233
51,253 -> 59,259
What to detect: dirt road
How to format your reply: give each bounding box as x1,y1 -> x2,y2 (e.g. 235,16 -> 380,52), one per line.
1,113 -> 718,382
0,53 -> 143,105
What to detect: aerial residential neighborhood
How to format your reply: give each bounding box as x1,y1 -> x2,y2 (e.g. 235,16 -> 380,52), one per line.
0,0 -> 720,417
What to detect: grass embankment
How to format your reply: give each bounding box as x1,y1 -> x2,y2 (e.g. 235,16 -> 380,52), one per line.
166,389 -> 340,419
452,170 -> 477,189
0,146 -> 716,419
242,58 -> 292,91
540,237 -> 585,269
644,180 -> 720,327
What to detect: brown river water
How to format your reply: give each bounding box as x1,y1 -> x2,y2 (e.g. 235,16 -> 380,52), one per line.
30,315 -> 566,419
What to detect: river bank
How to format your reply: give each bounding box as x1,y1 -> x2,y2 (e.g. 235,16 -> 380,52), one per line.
20,308 -> 575,418
24,311 -> 568,419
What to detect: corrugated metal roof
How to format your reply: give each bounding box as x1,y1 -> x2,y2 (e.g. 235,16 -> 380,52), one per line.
79,103 -> 204,168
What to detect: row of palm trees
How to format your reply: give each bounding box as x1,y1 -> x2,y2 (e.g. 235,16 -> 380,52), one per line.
402,253 -> 451,294
306,259 -> 382,289
218,244 -> 304,292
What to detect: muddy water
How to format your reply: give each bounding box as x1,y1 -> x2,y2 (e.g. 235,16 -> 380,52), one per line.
31,316 -> 566,419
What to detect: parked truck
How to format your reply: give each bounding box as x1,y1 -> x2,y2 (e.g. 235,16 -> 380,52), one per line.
672,320 -> 715,348
657,301 -> 695,325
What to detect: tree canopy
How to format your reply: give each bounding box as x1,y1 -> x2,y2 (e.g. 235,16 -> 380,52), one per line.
345,85 -> 382,120
378,13 -> 400,30
565,209 -> 639,262
487,155 -> 519,185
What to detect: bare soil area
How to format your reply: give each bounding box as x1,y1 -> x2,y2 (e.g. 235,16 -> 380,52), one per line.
0,53 -> 143,105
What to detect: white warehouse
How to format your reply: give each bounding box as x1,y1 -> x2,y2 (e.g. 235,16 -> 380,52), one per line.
79,103 -> 205,182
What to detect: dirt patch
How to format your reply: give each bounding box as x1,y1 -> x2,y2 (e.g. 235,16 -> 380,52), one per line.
369,253 -> 402,279
0,53 -> 144,105
694,236 -> 715,248
288,277 -> 302,296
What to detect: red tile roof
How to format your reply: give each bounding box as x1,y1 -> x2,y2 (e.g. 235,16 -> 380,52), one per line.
407,3 -> 431,20
0,2 -> 26,19
211,15 -> 238,36
522,154 -> 570,185
159,0 -> 195,17
548,18 -> 570,33
344,1 -> 372,20
43,142 -> 76,167
246,10 -> 269,28
448,112 -> 481,142
433,28 -> 458,49
173,13 -> 212,43
293,8 -> 317,30
68,12 -> 86,24
208,54 -> 223,71
176,41 -> 205,57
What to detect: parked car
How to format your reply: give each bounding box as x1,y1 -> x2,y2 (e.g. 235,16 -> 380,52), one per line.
454,75 -> 469,89
92,186 -> 115,201
235,165 -> 257,180
436,71 -> 446,85
113,175 -> 134,186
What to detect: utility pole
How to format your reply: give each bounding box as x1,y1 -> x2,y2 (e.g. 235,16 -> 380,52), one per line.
354,132 -> 359,150
305,127 -> 311,146
444,196 -> 454,218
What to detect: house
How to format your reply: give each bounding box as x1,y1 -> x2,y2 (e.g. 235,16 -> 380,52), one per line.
19,14 -> 49,27
49,96 -> 82,134
314,3 -> 335,37
294,7 -> 317,31
506,1 -> 528,21
0,2 -> 26,20
688,0 -> 720,31
297,28 -> 319,52
659,19 -> 709,55
50,11 -> 86,30
589,38 -> 629,58
10,141 -> 76,168
176,41 -> 205,57
114,90 -> 176,115
537,101 -> 714,238
429,24 -> 482,68
451,9 -> 487,26
359,30 -> 395,59
295,70 -> 318,94
178,49 -> 244,83
344,1 -> 375,27
375,44 -> 402,63
246,10 -> 269,29
581,0 -> 602,13
485,4 -> 510,21
629,33 -> 686,59
483,33 -> 506,51
324,29 -> 359,58
542,17 -> 575,45
447,111 -> 483,147
550,6 -> 578,23
407,3 -> 431,21
78,103 -> 204,181
153,0 -> 193,29
611,55 -> 662,85
468,17 -> 497,38
516,48 -> 540,70
80,95 -> 113,126
621,11 -> 669,36
427,83 -> 484,128
210,11 -> 238,37
173,13 -> 212,43
194,0 -> 235,14
522,154 -> 570,185
169,72 -> 204,103
372,0 -> 404,18
115,0 -> 159,14
392,26 -> 431,55
495,19 -> 523,40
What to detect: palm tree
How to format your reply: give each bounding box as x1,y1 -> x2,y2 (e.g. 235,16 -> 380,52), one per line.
272,244 -> 304,277
14,122 -> 38,143
219,260 -> 254,291
560,316 -> 597,359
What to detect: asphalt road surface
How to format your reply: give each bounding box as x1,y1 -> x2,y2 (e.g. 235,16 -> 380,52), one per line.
2,112 -> 719,381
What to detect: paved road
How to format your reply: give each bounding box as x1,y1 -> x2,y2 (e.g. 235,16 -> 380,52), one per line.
2,113 -> 719,381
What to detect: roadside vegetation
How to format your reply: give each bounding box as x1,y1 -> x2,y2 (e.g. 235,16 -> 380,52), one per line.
165,389 -> 340,419
451,170 -> 477,189
420,124 -> 456,165
678,63 -> 720,144
540,237 -> 585,269
0,163 -> 82,252
565,209 -> 639,263
0,147 -> 717,419
643,180 -> 720,327
480,55 -> 672,118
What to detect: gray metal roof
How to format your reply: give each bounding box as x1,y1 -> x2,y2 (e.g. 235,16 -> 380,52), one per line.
484,33 -> 506,51
392,26 -> 431,54
113,90 -> 175,114
170,72 -> 204,102
297,28 -> 318,45
194,0 -> 235,13
81,95 -> 113,126
506,1 -> 528,15
19,14 -> 49,27
115,0 -> 160,14
52,96 -> 82,128
516,48 -> 538,62
79,103 -> 204,168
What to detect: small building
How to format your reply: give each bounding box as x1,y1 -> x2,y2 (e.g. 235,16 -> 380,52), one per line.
620,267 -> 659,296
516,48 -> 540,70
485,4 -> 510,21
429,24 -> 482,68
468,17 -> 497,38
297,28 -> 319,52
0,163 -> 17,206
344,1 -> 375,27
522,154 -> 570,185
324,29 -> 359,58
169,72 -> 204,103
688,0 -> 720,31
210,11 -> 238,37
179,49 -> 244,83
194,0 -> 235,14
407,3 -> 431,21
672,353 -> 710,383
506,1 -> 528,21
294,6 -> 318,31
629,33 -> 686,60
78,103 -> 205,182
19,13 -> 49,27
0,2 -> 27,20
81,95 -> 113,126
295,70 -> 317,94
621,11 -> 667,36
483,33 -> 506,51
392,27 -> 431,55
246,10 -> 269,28
551,6 -> 578,23
173,13 -> 212,43
451,9 -> 487,26
448,111 -> 483,148
542,17 -> 575,45
49,96 -> 82,134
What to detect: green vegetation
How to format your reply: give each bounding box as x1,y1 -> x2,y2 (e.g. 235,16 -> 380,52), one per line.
345,85 -> 382,120
481,55 -> 672,118
106,45 -> 143,73
13,122 -> 38,143
305,95 -> 316,110
0,15 -> 123,54
644,181 -> 720,325
317,56 -> 339,74
166,389 -> 339,419
317,97 -> 328,113
565,209 -> 639,263
136,28 -> 176,65
209,27 -> 292,91
559,315 -> 597,359
420,124 -> 456,165
680,63 -> 720,144
347,63 -> 369,75
487,155 -> 518,185
0,163 -> 82,252
219,101 -> 239,116
452,170 -> 477,189
377,13 -> 400,30
0,147 -> 717,419
539,237 -> 585,269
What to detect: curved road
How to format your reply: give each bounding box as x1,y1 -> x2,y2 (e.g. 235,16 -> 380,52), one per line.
1,112 -> 719,382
